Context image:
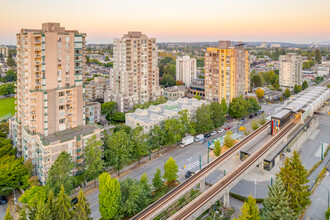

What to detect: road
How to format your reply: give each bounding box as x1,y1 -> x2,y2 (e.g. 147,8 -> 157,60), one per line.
304,173 -> 330,220
87,103 -> 282,218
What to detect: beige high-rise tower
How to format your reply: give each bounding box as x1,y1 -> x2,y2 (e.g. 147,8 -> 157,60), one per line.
205,41 -> 249,104
9,23 -> 102,184
109,32 -> 161,112
279,53 -> 302,88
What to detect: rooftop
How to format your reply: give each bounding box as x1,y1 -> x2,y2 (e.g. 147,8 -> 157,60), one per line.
41,124 -> 101,145
163,86 -> 186,93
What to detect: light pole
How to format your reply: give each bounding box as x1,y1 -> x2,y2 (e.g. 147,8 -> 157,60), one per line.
2,188 -> 17,212
207,142 -> 210,164
237,121 -> 239,134
321,142 -> 324,161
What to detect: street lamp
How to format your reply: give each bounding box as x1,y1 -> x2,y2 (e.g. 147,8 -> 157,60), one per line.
254,179 -> 257,198
1,188 -> 17,212
318,183 -> 330,209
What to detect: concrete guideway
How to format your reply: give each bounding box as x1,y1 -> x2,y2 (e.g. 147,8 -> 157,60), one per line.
170,116 -> 301,219
131,122 -> 271,220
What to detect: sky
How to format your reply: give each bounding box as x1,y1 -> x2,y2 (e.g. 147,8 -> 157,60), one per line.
1,0 -> 330,45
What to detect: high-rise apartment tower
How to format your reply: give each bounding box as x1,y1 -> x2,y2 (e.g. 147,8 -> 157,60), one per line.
279,53 -> 302,88
109,32 -> 161,112
176,55 -> 197,87
9,23 -> 102,184
204,41 -> 249,104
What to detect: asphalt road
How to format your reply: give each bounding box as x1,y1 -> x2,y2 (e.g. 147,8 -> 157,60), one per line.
304,173 -> 330,220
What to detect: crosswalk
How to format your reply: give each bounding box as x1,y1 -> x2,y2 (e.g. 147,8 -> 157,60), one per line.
179,160 -> 203,173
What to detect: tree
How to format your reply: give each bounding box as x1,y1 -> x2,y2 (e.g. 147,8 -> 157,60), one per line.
293,84 -> 300,94
101,102 -> 116,116
54,185 -> 75,220
163,157 -> 178,185
120,178 -> 145,217
178,110 -> 195,135
163,117 -> 185,145
19,186 -> 47,207
302,81 -> 308,90
260,177 -> 295,220
152,168 -> 164,191
0,155 -> 30,195
104,130 -> 131,175
251,75 -> 262,87
255,88 -> 264,98
251,120 -> 260,131
84,135 -> 104,187
46,151 -> 75,195
262,70 -> 278,85
98,173 -> 121,219
221,98 -> 228,115
224,131 -> 235,148
326,207 -> 330,220
277,150 -> 311,215
213,140 -> 222,157
45,190 -> 56,220
4,206 -> 13,220
228,96 -> 249,118
18,205 -> 28,220
74,189 -> 91,220
298,85 -> 302,93
105,56 -> 110,61
6,57 -> 16,68
236,195 -> 260,220
160,73 -> 175,87
109,111 -> 125,122
131,125 -> 148,164
247,98 -> 261,113
139,173 -> 152,208
0,83 -> 16,95
283,88 -> 291,98
86,56 -> 90,66
149,125 -> 164,149
315,49 -> 322,64
195,104 -> 214,133
34,200 -> 49,220
210,102 -> 226,128
193,93 -> 201,100
302,61 -> 310,70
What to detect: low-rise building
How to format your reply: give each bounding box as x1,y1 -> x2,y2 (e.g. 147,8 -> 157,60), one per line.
86,102 -> 101,123
317,66 -> 329,77
125,98 -> 206,132
85,77 -> 110,102
161,86 -> 186,101
187,79 -> 205,100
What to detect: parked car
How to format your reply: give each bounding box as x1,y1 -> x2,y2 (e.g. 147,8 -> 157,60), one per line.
249,114 -> 254,119
218,128 -> 224,133
210,131 -> 217,136
195,134 -> 204,142
224,125 -> 232,130
254,112 -> 258,117
205,134 -> 211,138
0,196 -> 7,205
239,118 -> 246,124
258,110 -> 264,115
185,170 -> 195,179
71,197 -> 78,205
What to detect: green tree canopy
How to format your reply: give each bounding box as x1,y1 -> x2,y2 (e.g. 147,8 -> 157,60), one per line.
302,81 -> 308,90
277,150 -> 311,215
210,102 -> 226,128
315,49 -> 322,63
98,173 -> 121,219
84,135 -> 104,186
228,95 -> 249,118
152,168 -> 164,191
0,83 -> 16,95
260,177 -> 295,220
283,88 -> 291,98
131,125 -> 148,164
163,157 -> 178,185
213,140 -> 222,157
194,103 -> 214,133
54,185 -> 75,220
101,101 -> 116,116
224,131 -> 235,148
74,189 -> 92,220
46,151 -> 75,195
251,74 -> 263,87
104,130 -> 131,175
235,195 -> 260,220
221,98 -> 228,115
19,186 -> 47,207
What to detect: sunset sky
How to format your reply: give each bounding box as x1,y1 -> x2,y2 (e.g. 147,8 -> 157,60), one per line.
1,0 -> 330,45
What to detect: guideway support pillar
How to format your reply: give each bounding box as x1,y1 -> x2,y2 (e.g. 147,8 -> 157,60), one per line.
200,178 -> 206,192
224,190 -> 230,208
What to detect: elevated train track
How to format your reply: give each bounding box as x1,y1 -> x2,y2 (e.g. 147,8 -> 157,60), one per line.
171,115 -> 301,219
132,121 -> 271,220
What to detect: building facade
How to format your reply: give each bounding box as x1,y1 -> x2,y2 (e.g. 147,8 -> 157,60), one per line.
85,77 -> 110,102
279,53 -> 302,88
86,102 -> 101,123
176,55 -> 197,87
9,23 -> 102,184
125,97 -> 206,133
161,86 -> 186,101
0,45 -> 9,58
109,32 -> 161,112
187,79 -> 205,100
204,41 -> 249,104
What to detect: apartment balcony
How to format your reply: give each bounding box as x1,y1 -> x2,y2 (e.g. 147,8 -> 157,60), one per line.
34,40 -> 42,45
34,47 -> 41,52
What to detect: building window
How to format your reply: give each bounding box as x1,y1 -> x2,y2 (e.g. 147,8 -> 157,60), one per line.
59,91 -> 65,97
59,118 -> 65,124
59,105 -> 64,110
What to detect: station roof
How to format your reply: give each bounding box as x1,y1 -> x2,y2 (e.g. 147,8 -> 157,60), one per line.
272,109 -> 291,119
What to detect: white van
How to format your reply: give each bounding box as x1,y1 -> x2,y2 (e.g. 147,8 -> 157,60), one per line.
195,134 -> 204,142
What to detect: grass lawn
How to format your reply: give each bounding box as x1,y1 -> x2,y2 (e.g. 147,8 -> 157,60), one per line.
0,97 -> 16,118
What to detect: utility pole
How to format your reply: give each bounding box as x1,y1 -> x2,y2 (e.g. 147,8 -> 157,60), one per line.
207,142 -> 210,164
321,142 -> 324,160
199,155 -> 201,170
237,121 -> 239,133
